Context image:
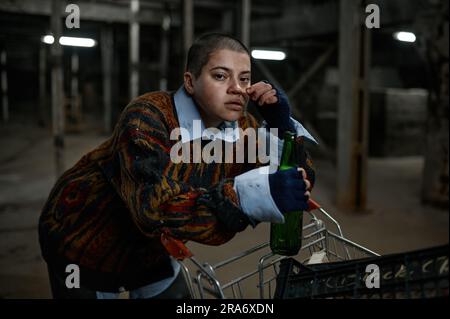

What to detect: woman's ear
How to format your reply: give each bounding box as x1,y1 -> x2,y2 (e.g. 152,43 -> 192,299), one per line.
183,72 -> 195,95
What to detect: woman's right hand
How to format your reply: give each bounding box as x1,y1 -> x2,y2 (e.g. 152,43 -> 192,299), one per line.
268,167 -> 311,213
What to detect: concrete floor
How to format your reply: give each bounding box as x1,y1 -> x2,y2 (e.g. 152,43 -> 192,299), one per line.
0,123 -> 448,299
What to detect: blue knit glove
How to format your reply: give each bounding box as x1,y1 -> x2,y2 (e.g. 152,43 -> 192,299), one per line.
256,81 -> 295,137
268,167 -> 309,213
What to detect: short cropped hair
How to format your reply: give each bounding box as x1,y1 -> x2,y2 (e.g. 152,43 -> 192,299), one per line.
186,33 -> 250,78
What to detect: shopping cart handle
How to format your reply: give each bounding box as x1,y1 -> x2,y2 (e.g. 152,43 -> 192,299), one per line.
160,233 -> 193,260
307,198 -> 321,211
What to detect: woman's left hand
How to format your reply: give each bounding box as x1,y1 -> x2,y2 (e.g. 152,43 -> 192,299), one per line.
246,81 -> 278,106
246,80 -> 294,136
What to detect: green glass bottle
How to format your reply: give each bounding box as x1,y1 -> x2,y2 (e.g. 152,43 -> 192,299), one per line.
270,131 -> 304,256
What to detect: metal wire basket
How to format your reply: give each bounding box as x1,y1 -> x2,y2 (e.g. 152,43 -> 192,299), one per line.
166,202 -> 380,299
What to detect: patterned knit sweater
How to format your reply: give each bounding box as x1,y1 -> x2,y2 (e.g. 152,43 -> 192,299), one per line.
38,91 -> 315,292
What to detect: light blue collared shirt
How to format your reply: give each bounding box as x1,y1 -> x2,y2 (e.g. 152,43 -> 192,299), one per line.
95,257 -> 181,299
173,85 -> 317,144
174,86 -> 241,143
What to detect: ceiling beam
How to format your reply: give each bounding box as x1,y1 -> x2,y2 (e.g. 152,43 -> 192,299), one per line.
0,0 -> 281,26
0,0 -> 180,25
251,0 -> 422,44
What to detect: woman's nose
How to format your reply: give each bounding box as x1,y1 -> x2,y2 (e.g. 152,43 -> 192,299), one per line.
228,78 -> 245,94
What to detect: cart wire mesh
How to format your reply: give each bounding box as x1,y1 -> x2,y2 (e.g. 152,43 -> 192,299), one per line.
179,206 -> 381,299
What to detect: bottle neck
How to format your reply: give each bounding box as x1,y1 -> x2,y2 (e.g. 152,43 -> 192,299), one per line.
279,131 -> 296,170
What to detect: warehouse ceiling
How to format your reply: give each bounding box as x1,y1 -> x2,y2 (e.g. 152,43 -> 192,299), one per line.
0,0 -> 429,53
0,0 -> 435,124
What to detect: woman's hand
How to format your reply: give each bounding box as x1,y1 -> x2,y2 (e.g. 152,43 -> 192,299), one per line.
246,81 -> 278,106
246,80 -> 294,137
268,166 -> 311,213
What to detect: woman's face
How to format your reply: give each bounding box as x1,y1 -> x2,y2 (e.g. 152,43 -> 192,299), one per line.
184,49 -> 251,128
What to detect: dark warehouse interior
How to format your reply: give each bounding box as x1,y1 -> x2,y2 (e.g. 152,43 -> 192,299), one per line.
0,0 -> 448,300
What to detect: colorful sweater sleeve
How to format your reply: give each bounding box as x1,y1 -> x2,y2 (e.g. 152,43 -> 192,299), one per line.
115,101 -> 250,246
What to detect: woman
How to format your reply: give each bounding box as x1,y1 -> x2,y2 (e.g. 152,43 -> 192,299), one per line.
39,33 -> 316,299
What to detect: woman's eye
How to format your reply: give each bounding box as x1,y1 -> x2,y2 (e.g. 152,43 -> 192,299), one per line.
214,73 -> 227,81
240,77 -> 250,83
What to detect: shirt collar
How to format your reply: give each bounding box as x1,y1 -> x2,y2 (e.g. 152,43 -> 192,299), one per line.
174,86 -> 240,143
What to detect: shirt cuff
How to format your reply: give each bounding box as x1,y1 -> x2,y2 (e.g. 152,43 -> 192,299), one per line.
261,118 -> 317,167
290,117 -> 318,144
233,166 -> 285,224
262,118 -> 318,145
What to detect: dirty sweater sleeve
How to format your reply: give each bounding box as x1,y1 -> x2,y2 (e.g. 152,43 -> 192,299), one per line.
115,101 -> 250,245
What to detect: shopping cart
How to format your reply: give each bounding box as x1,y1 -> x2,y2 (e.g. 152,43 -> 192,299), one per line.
161,199 -> 381,299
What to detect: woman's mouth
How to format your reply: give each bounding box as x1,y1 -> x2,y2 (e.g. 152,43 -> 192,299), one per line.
226,100 -> 245,111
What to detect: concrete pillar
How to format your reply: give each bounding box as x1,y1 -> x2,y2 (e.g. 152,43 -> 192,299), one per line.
221,10 -> 234,34
39,43 -> 48,127
101,26 -> 113,133
129,0 -> 140,99
51,0 -> 65,177
160,14 -> 171,91
70,51 -> 80,129
337,0 -> 371,210
1,49 -> 8,123
241,0 -> 251,47
183,0 -> 194,67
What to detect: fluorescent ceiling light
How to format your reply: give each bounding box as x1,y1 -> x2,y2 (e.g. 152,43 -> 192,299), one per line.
60,36 -> 96,47
41,35 -> 97,47
42,35 -> 55,44
251,49 -> 286,61
393,32 -> 416,43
